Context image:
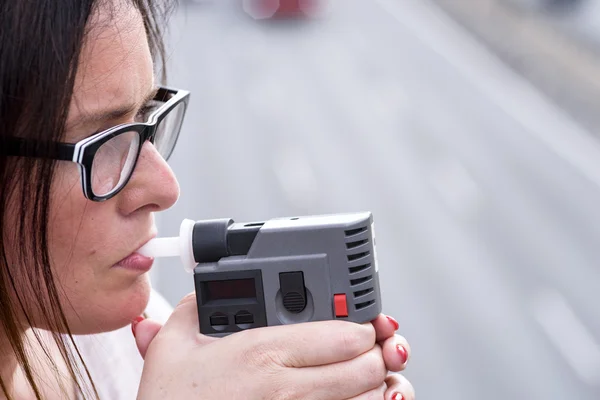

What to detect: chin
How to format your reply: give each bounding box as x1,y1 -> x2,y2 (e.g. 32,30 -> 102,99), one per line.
68,274 -> 153,335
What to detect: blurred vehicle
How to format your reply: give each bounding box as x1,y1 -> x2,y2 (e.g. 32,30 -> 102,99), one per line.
242,0 -> 327,19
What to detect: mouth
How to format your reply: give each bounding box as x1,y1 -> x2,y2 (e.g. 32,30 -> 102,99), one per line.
112,234 -> 156,272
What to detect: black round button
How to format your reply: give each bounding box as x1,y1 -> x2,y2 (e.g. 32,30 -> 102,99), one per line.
283,291 -> 306,313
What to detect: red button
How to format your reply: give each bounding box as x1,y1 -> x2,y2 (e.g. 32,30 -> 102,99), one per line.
334,294 -> 348,317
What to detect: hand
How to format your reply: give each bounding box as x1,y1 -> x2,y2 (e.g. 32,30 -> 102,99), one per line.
134,292 -> 393,399
368,314 -> 415,400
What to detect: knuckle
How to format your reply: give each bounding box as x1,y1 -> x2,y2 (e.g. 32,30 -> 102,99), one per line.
364,383 -> 387,400
268,384 -> 301,400
362,348 -> 387,388
233,333 -> 303,400
339,325 -> 374,357
244,344 -> 282,370
340,330 -> 362,356
385,374 -> 402,387
238,331 -> 287,370
261,370 -> 308,400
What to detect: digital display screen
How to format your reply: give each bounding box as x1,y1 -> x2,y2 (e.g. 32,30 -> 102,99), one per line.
204,278 -> 257,301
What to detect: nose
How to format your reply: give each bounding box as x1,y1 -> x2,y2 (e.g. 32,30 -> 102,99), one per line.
117,141 -> 180,215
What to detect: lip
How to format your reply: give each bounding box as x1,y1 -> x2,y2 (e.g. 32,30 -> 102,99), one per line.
113,252 -> 154,272
112,234 -> 156,272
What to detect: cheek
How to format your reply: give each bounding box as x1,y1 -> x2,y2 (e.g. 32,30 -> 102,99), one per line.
48,163 -> 95,264
47,164 -> 151,334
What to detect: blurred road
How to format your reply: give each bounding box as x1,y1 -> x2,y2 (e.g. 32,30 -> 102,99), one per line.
150,0 -> 600,398
552,0 -> 600,48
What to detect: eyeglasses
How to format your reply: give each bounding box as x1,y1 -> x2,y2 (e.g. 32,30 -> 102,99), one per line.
2,86 -> 190,202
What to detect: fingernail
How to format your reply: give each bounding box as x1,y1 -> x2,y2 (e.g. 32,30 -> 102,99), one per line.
396,344 -> 408,365
392,393 -> 404,400
131,316 -> 144,337
386,315 -> 399,331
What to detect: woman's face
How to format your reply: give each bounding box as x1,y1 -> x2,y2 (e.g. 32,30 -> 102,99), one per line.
46,2 -> 179,334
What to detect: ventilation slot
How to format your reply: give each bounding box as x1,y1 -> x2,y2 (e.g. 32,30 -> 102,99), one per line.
345,226 -> 367,236
353,288 -> 374,298
347,251 -> 369,262
346,239 -> 368,250
355,300 -> 375,310
349,263 -> 371,274
350,275 -> 372,286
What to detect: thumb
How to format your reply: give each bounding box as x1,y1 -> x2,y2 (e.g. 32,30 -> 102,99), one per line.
132,317 -> 163,359
160,292 -> 217,345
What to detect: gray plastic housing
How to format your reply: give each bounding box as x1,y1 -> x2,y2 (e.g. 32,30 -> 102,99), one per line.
193,212 -> 382,337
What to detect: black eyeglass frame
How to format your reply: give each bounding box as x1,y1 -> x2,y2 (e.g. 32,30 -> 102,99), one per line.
2,86 -> 190,202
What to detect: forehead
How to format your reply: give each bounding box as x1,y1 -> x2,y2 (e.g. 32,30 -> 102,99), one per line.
67,1 -> 154,130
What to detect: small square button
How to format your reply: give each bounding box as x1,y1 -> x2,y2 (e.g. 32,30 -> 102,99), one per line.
235,311 -> 254,324
334,294 -> 348,318
209,314 -> 229,326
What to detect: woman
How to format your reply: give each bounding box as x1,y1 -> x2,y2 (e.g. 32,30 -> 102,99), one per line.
0,0 -> 415,399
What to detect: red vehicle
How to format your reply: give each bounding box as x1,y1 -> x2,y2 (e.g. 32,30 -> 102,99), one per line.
243,0 -> 325,19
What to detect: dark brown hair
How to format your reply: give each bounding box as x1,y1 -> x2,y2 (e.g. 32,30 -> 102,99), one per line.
0,0 -> 174,398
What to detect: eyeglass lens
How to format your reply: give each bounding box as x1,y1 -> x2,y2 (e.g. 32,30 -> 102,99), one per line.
90,100 -> 185,197
154,102 -> 185,159
91,131 -> 140,196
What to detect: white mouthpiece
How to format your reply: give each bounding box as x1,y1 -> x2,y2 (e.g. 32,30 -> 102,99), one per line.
138,219 -> 197,274
138,237 -> 180,258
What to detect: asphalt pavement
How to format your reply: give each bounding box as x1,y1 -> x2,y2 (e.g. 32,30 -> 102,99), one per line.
149,1 -> 600,398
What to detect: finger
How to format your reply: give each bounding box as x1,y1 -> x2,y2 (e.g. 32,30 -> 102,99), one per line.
158,292 -> 216,346
345,383 -> 387,399
381,334 -> 411,372
159,292 -> 200,335
384,373 -> 415,400
371,314 -> 399,342
241,319 -> 376,368
294,343 -> 387,399
132,317 -> 163,359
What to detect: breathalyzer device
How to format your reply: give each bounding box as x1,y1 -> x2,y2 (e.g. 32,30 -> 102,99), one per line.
139,212 -> 382,336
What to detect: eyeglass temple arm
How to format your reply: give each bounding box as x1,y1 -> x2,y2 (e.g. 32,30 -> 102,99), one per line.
1,137 -> 75,161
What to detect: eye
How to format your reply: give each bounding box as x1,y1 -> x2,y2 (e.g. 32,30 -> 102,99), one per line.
135,100 -> 162,123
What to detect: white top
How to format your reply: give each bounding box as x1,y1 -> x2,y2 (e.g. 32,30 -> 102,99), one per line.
72,289 -> 174,400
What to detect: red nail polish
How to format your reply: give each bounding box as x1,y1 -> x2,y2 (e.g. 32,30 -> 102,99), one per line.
392,393 -> 404,400
131,316 -> 144,337
387,316 -> 399,330
396,344 -> 408,365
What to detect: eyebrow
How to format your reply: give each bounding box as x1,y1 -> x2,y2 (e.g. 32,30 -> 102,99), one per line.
70,86 -> 160,128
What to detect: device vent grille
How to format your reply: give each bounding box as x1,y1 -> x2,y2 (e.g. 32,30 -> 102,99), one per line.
350,275 -> 372,286
345,224 -> 375,312
347,251 -> 370,262
349,263 -> 371,274
345,226 -> 375,311
345,226 -> 367,236
355,300 -> 376,310
346,239 -> 368,249
353,288 -> 374,298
